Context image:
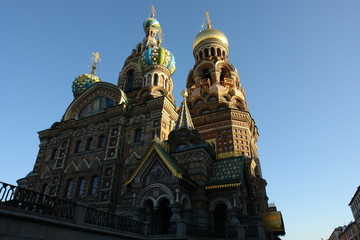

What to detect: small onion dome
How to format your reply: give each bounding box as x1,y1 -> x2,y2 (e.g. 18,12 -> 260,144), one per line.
138,47 -> 176,75
143,18 -> 161,31
192,28 -> 229,49
72,73 -> 101,96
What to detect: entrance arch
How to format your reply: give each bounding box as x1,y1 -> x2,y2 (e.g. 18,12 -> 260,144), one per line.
152,198 -> 172,234
214,203 -> 227,237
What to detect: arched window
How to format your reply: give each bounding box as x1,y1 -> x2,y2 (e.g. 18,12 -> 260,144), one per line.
222,50 -> 225,57
74,140 -> 81,153
202,68 -> 211,79
90,176 -> 99,195
86,137 -> 93,150
98,135 -> 106,148
160,75 -> 165,85
217,48 -> 221,56
50,148 -> 57,160
41,183 -> 48,194
126,70 -> 134,91
143,77 -> 146,86
211,47 -> 215,56
78,177 -> 86,197
135,129 -> 142,142
204,48 -> 209,57
199,51 -> 203,60
66,179 -> 75,198
154,74 -> 159,86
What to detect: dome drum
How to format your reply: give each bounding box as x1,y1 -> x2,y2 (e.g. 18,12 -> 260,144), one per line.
193,39 -> 229,61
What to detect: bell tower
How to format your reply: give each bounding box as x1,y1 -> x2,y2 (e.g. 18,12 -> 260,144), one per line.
186,12 -> 264,188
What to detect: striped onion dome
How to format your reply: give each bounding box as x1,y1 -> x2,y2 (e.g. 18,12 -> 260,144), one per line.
143,18 -> 161,31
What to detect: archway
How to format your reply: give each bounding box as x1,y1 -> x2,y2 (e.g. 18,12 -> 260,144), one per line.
152,198 -> 172,234
214,203 -> 227,237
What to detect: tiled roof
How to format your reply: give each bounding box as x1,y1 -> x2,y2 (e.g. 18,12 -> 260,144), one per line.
206,157 -> 244,189
175,100 -> 194,130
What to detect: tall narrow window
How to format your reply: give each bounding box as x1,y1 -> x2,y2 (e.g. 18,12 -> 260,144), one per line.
66,179 -> 74,198
204,48 -> 209,57
74,140 -> 81,153
50,148 -> 57,160
41,183 -> 48,194
91,176 -> 99,195
86,137 -> 94,150
78,178 -> 86,197
154,74 -> 159,86
126,70 -> 134,91
98,135 -> 106,148
211,47 -> 215,56
134,129 -> 142,142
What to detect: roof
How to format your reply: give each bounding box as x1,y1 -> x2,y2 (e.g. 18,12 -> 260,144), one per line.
124,141 -> 194,186
174,99 -> 194,130
206,156 -> 244,190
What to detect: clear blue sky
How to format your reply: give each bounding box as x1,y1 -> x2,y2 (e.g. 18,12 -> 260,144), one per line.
1,1 -> 360,239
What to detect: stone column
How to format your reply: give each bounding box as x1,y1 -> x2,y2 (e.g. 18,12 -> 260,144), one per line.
211,71 -> 220,85
229,207 -> 245,240
170,205 -> 185,237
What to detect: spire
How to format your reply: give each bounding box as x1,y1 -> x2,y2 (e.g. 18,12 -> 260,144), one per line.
151,5 -> 156,18
175,90 -> 194,130
90,52 -> 101,74
205,11 -> 212,29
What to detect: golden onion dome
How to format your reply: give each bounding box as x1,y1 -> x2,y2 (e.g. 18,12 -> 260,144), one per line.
192,28 -> 228,49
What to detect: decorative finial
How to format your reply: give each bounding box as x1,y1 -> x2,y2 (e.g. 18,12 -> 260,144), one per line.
157,27 -> 164,47
151,5 -> 156,18
205,11 -> 212,29
181,89 -> 189,99
90,52 -> 101,74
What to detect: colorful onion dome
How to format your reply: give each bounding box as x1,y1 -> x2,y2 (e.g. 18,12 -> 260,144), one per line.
192,28 -> 229,49
72,73 -> 101,96
143,18 -> 161,31
138,46 -> 176,75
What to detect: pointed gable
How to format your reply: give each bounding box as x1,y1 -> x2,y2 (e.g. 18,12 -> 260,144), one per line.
124,142 -> 187,185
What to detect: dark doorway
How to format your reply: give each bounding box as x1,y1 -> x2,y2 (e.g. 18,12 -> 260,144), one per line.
152,198 -> 172,234
214,203 -> 227,237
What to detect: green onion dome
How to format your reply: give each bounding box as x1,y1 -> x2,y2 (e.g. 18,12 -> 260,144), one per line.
143,18 -> 161,31
138,46 -> 176,75
72,73 -> 101,96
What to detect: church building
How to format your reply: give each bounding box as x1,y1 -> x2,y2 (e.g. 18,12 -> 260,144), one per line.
17,8 -> 285,239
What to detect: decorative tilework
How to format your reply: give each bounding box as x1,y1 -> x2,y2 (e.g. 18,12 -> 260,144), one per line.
207,157 -> 244,186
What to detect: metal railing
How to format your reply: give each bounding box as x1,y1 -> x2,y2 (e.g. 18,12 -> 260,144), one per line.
85,208 -> 144,234
0,181 -> 75,219
245,225 -> 259,238
186,224 -> 237,239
